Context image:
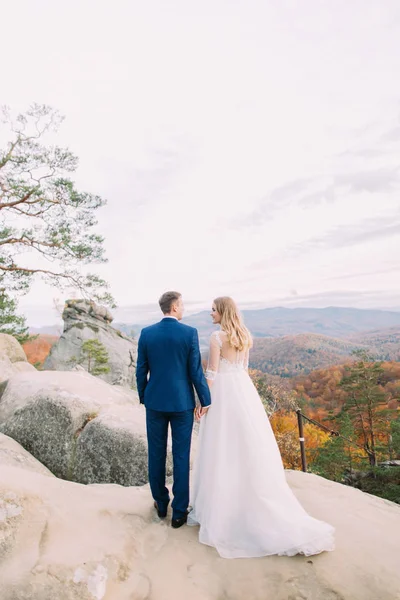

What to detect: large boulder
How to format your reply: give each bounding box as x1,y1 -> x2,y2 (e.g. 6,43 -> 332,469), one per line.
72,406 -> 149,486
0,333 -> 36,384
0,333 -> 28,363
0,465 -> 399,600
43,299 -> 137,388
0,433 -> 54,477
0,370 -> 151,485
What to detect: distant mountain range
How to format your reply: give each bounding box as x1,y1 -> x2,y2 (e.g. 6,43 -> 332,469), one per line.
249,334 -> 361,377
30,307 -> 400,374
111,306 -> 400,348
346,327 -> 400,361
28,307 -> 400,378
250,326 -> 400,378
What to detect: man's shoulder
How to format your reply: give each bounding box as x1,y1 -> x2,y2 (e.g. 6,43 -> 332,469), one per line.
141,321 -> 197,340
140,322 -> 161,335
178,322 -> 197,335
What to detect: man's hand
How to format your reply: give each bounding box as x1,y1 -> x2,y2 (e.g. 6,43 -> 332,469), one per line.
195,406 -> 210,420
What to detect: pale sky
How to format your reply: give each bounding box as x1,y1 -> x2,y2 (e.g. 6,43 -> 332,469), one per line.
2,0 -> 400,325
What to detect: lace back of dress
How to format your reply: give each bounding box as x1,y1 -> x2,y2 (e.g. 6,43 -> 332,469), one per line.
216,331 -> 249,372
206,330 -> 250,380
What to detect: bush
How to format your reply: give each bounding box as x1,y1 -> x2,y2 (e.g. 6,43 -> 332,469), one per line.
348,467 -> 400,504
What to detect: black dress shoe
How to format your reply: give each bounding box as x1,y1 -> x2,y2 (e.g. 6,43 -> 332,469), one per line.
171,511 -> 188,529
154,501 -> 167,519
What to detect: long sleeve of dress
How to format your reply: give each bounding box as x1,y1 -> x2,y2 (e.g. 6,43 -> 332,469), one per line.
188,329 -> 212,407
244,347 -> 249,371
205,331 -> 221,381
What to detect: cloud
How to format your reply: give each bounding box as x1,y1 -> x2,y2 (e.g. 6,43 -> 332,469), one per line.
231,164 -> 400,230
338,148 -> 391,159
299,168 -> 400,207
328,264 -> 400,281
228,178 -> 312,228
334,168 -> 400,193
113,298 -> 208,324
297,185 -> 336,207
5,0 -> 400,319
267,289 -> 400,310
380,127 -> 400,143
285,213 -> 400,258
267,179 -> 312,203
224,289 -> 400,312
95,136 -> 197,245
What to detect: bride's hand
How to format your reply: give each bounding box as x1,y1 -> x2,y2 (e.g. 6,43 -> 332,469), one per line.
195,406 -> 209,420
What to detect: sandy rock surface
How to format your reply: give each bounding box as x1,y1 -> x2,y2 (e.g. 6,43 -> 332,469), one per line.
1,466 -> 399,600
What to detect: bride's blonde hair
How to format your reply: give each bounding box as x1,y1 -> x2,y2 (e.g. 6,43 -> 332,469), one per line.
214,296 -> 253,352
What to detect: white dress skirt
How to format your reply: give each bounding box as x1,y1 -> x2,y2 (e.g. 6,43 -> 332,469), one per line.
187,331 -> 335,559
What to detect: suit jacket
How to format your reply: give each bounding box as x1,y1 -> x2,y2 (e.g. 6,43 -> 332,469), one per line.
136,318 -> 212,412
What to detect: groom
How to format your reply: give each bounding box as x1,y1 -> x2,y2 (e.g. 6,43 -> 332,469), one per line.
136,291 -> 211,528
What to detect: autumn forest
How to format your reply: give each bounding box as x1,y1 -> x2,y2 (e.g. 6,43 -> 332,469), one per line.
22,324 -> 400,504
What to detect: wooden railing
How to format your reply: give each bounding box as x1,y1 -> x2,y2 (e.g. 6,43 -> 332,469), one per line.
295,409 -> 375,472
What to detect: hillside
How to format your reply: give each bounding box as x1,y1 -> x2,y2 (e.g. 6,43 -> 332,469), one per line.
238,306 -> 400,338
30,308 -> 400,375
249,333 -> 364,377
28,324 -> 400,380
291,361 -> 400,415
115,306 -> 400,348
347,327 -> 400,361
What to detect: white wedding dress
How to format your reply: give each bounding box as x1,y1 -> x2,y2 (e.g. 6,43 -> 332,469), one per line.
187,330 -> 335,559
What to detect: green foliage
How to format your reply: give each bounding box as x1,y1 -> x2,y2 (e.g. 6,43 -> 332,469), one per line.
349,467 -> 400,505
340,350 -> 387,466
0,290 -> 30,343
292,355 -> 400,504
71,338 -> 110,376
66,322 -> 99,334
66,322 -> 85,331
312,413 -> 364,481
390,417 -> 400,458
0,104 -> 114,306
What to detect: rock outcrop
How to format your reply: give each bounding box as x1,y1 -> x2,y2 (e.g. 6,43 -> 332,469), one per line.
43,299 -> 137,388
0,464 -> 399,600
72,406 -> 149,486
0,433 -> 54,477
0,370 -> 151,485
0,333 -> 36,384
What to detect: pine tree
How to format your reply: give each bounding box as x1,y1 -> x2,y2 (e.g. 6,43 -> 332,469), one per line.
0,104 -> 113,305
81,339 -> 110,376
390,417 -> 400,459
70,339 -> 110,376
0,290 -> 30,343
312,413 -> 361,481
340,350 -> 388,466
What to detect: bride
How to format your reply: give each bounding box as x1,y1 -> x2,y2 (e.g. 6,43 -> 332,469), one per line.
187,296 -> 335,559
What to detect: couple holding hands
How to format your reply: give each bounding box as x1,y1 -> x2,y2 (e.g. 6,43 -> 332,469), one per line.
136,292 -> 334,559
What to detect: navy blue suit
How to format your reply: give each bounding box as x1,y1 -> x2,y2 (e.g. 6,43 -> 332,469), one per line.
136,317 -> 211,519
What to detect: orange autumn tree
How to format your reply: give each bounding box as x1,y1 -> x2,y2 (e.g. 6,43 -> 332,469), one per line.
23,334 -> 58,368
249,369 -> 330,469
270,412 -> 330,469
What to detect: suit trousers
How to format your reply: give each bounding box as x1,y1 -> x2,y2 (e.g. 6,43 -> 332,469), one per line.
146,408 -> 194,519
